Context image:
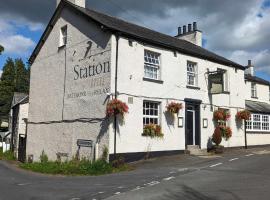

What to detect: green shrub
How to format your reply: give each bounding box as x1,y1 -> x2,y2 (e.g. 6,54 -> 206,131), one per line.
39,150 -> 49,163
0,148 -> 16,161
101,146 -> 109,161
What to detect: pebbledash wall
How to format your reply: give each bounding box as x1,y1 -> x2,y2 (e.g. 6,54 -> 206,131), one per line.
109,37 -> 247,158
27,6 -> 112,161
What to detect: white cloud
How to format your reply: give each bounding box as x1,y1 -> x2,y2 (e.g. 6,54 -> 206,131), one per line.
0,70 -> 2,78
0,19 -> 35,56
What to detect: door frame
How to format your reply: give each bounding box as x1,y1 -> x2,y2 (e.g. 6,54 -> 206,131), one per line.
184,98 -> 201,148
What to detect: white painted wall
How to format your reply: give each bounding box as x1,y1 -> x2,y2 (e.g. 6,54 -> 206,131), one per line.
109,36 -> 247,154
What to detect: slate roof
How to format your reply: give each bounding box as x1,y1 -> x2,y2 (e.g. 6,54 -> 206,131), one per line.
11,93 -> 28,108
245,74 -> 270,86
29,0 -> 245,70
246,100 -> 270,114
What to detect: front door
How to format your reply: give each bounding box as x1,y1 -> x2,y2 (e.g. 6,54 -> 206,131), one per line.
186,106 -> 195,145
185,99 -> 201,147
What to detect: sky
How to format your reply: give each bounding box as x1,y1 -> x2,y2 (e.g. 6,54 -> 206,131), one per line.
0,0 -> 270,81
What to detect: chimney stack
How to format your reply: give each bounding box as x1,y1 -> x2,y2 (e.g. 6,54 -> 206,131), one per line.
178,27 -> 182,35
245,60 -> 254,76
188,24 -> 192,32
176,22 -> 202,46
183,25 -> 187,34
57,0 -> 86,8
193,22 -> 197,31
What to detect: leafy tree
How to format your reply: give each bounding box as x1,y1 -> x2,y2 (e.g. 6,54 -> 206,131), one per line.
0,58 -> 15,119
0,45 -> 4,55
0,58 -> 30,121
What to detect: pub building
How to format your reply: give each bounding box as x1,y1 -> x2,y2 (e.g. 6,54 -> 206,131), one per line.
24,0 -> 270,162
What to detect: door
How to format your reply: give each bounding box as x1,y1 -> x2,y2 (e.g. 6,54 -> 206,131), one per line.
18,135 -> 26,163
186,106 -> 195,145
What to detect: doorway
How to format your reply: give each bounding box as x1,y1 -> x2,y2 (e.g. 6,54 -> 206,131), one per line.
185,99 -> 201,147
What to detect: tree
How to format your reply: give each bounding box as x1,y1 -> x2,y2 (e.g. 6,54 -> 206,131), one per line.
0,45 -> 4,55
0,58 -> 15,119
14,59 -> 29,93
0,57 -> 30,121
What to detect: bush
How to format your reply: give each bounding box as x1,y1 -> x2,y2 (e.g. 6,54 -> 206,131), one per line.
40,150 -> 48,163
212,127 -> 222,145
111,156 -> 125,168
101,146 -> 109,161
0,148 -> 16,161
142,124 -> 164,138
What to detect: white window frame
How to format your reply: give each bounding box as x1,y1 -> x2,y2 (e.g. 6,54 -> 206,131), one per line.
223,70 -> 229,92
59,25 -> 67,47
246,113 -> 270,132
144,50 -> 161,80
143,101 -> 160,125
251,82 -> 257,98
187,61 -> 198,86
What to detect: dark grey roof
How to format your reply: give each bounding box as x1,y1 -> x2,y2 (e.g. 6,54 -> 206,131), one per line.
12,95 -> 29,108
29,0 -> 245,70
246,100 -> 270,114
11,93 -> 28,107
245,74 -> 270,86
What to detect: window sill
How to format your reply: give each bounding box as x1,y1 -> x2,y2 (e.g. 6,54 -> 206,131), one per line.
143,77 -> 164,84
251,96 -> 258,99
223,91 -> 230,94
186,85 -> 200,90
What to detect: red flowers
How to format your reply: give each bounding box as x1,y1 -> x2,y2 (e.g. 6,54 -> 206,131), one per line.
166,102 -> 182,114
142,124 -> 164,138
213,109 -> 230,121
236,110 -> 251,121
214,126 -> 232,141
106,99 -> 129,117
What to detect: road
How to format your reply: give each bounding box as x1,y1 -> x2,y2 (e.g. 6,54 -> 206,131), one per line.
0,147 -> 270,200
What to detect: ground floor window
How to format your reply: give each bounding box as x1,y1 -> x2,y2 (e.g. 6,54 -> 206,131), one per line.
143,101 -> 160,125
246,113 -> 270,132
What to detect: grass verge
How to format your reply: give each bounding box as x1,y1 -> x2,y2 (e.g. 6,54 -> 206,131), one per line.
0,148 -> 16,161
19,159 -> 131,176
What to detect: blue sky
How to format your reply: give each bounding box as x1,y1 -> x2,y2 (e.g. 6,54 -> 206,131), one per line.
0,0 -> 270,81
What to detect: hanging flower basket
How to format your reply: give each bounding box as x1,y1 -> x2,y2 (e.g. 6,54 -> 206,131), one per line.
213,109 -> 230,121
212,127 -> 222,146
106,99 -> 129,118
216,126 -> 232,141
236,110 -> 251,121
142,124 -> 164,138
166,102 -> 182,114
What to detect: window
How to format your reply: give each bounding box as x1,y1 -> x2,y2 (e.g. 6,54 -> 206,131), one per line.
59,25 -> 67,47
223,70 -> 229,92
246,113 -> 270,132
144,50 -> 160,80
143,101 -> 160,125
251,82 -> 257,98
187,61 -> 198,86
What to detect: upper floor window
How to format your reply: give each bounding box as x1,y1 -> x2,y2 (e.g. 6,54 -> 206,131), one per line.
251,82 -> 257,98
144,50 -> 160,80
187,61 -> 198,86
143,101 -> 160,125
223,70 -> 229,92
59,25 -> 67,47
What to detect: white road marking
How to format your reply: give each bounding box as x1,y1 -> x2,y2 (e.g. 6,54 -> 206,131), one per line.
178,168 -> 189,172
169,171 -> 176,174
229,158 -> 239,162
70,198 -> 80,200
117,186 -> 124,189
17,183 -> 31,186
131,186 -> 144,191
98,191 -> 104,194
144,181 -> 160,186
163,176 -> 175,181
209,163 -> 222,168
245,154 -> 254,157
114,192 -> 121,195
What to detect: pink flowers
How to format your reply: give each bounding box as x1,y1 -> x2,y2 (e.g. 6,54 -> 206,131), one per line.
106,99 -> 129,117
166,102 -> 182,114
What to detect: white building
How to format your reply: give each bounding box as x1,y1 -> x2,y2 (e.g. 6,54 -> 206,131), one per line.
25,0 -> 269,162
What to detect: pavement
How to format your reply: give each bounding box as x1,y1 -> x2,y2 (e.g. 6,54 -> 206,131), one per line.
0,147 -> 270,200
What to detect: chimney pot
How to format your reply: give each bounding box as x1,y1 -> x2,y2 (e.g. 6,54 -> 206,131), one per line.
188,24 -> 192,32
178,27 -> 182,35
248,60 -> 252,66
183,25 -> 187,34
193,22 -> 197,31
